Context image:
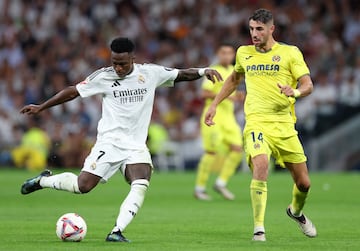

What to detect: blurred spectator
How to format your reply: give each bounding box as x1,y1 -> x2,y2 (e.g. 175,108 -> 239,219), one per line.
338,72 -> 360,120
0,0 -> 360,168
312,71 -> 337,134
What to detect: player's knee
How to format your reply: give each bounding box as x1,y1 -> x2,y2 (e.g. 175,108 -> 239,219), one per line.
77,179 -> 97,193
251,155 -> 269,181
125,164 -> 152,184
296,179 -> 311,192
77,183 -> 92,193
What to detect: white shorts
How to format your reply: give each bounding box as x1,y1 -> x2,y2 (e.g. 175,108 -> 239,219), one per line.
82,141 -> 153,182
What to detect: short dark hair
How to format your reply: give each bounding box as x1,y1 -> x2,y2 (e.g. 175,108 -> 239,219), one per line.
249,9 -> 273,24
110,37 -> 135,53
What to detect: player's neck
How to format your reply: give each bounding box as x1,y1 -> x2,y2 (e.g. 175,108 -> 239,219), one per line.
256,38 -> 276,53
220,63 -> 231,68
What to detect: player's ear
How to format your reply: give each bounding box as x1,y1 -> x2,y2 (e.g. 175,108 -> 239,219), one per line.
130,53 -> 135,62
269,24 -> 275,33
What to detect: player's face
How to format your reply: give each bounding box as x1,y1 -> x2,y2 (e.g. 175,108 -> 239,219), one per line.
217,46 -> 235,66
249,19 -> 274,48
111,52 -> 135,78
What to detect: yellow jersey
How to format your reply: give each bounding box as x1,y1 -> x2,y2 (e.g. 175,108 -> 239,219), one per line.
234,42 -> 310,123
202,64 -> 236,118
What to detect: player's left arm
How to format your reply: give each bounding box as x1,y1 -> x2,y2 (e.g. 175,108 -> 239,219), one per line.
175,68 -> 223,83
277,74 -> 313,98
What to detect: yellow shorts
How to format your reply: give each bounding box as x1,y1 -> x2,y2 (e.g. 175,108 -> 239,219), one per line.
12,146 -> 47,171
244,121 -> 306,168
201,113 -> 243,153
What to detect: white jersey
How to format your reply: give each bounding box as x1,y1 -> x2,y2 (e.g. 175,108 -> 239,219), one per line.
76,63 -> 179,150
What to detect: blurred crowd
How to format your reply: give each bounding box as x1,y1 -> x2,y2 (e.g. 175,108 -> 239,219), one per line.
0,0 -> 359,170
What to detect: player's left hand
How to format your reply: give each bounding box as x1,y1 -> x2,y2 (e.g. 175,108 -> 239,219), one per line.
205,69 -> 223,83
277,83 -> 295,97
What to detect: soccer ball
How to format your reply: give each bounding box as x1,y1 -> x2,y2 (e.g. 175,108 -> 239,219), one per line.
56,213 -> 87,242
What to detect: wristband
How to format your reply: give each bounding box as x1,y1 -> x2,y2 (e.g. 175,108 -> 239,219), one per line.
198,68 -> 207,76
293,89 -> 301,98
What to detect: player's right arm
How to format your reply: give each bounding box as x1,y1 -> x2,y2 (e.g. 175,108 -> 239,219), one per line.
20,86 -> 80,115
204,70 -> 243,126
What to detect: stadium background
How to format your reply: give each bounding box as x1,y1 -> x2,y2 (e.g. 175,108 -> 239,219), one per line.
0,0 -> 359,172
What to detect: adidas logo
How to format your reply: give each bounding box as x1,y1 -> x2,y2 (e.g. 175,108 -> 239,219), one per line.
128,210 -> 137,217
111,80 -> 121,87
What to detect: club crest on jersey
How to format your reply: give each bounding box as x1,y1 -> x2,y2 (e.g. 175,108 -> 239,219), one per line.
272,55 -> 281,62
253,143 -> 261,150
90,162 -> 96,170
138,75 -> 145,84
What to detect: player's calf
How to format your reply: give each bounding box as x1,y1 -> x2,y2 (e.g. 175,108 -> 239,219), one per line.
111,179 -> 149,236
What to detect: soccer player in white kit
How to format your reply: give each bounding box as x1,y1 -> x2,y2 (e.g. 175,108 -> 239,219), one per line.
20,37 -> 222,242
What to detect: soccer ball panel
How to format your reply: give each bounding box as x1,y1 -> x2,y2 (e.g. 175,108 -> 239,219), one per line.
56,213 -> 87,242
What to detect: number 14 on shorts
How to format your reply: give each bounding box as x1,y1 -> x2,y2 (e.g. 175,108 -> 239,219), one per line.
250,131 -> 264,150
251,131 -> 263,143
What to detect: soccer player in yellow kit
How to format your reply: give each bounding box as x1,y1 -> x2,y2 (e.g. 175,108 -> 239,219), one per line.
205,9 -> 317,241
194,43 -> 243,201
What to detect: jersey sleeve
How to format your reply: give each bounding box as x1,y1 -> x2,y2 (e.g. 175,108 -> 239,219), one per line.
76,68 -> 105,98
234,47 -> 245,74
290,46 -> 310,80
149,64 -> 179,88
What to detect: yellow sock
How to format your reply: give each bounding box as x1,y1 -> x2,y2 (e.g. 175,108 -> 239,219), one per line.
291,184 -> 308,216
195,153 -> 216,191
250,179 -> 267,230
216,151 -> 243,186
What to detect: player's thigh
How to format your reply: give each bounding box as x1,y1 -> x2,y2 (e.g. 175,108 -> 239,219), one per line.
123,149 -> 153,183
200,122 -> 224,153
82,142 -> 125,183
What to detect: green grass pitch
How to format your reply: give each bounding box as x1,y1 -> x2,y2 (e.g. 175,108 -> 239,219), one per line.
0,168 -> 359,251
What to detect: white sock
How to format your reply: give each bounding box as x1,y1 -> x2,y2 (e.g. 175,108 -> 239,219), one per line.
39,172 -> 81,194
112,179 -> 149,233
195,186 -> 206,193
215,178 -> 227,187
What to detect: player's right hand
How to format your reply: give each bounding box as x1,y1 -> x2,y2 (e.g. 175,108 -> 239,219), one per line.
204,105 -> 216,126
20,104 -> 42,115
